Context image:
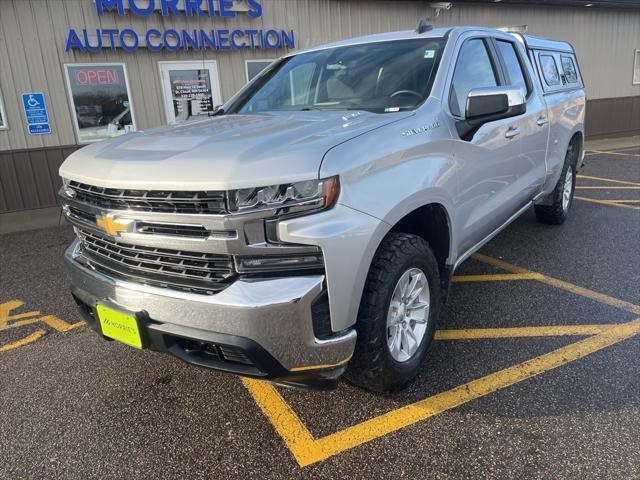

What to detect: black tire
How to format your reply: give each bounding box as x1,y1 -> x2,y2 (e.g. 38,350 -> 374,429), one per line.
534,144 -> 577,225
345,233 -> 441,393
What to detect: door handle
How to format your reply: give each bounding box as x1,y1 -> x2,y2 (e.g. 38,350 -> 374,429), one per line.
505,127 -> 520,139
536,116 -> 548,126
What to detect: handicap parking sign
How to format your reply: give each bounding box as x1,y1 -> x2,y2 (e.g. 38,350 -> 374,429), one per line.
21,92 -> 51,135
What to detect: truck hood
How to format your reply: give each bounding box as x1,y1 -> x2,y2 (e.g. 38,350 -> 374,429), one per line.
60,111 -> 413,190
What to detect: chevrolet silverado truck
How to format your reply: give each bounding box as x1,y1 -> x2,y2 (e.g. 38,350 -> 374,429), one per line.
60,25 -> 585,392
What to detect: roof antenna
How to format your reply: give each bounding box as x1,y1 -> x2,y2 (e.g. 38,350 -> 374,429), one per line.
417,18 -> 433,34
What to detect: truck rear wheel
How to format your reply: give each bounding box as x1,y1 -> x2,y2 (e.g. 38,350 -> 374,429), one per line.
345,233 -> 440,392
534,145 -> 577,225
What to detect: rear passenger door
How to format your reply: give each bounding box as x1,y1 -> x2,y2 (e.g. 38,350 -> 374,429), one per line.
449,36 -> 534,255
493,36 -> 549,198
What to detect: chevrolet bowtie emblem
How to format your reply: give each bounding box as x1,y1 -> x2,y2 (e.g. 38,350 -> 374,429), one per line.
96,215 -> 131,236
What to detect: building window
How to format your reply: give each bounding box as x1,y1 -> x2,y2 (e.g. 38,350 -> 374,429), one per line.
159,61 -> 222,124
245,60 -> 273,83
0,89 -> 7,130
64,64 -> 136,143
561,56 -> 578,84
634,50 -> 640,85
539,54 -> 561,87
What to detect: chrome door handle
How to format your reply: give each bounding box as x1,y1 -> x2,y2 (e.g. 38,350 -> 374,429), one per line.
505,127 -> 520,139
536,116 -> 548,126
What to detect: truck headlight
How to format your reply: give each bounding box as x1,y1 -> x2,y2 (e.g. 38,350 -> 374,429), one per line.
228,176 -> 340,214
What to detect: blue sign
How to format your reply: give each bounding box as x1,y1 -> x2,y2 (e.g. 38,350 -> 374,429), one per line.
21,93 -> 51,135
64,0 -> 296,53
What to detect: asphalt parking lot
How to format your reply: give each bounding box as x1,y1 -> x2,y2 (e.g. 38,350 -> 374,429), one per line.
1,143 -> 638,479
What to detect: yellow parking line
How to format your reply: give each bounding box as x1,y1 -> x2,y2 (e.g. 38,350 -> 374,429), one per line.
243,378 -> 316,460
574,196 -> 640,210
472,253 -> 640,315
453,273 -> 543,282
575,186 -> 640,190
0,330 -> 46,353
435,324 -> 613,340
586,150 -> 640,157
576,175 -> 640,186
0,315 -> 85,332
606,199 -> 640,204
244,255 -> 640,467
246,318 -> 640,467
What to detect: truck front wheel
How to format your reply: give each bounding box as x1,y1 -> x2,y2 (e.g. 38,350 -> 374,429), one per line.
345,233 -> 441,392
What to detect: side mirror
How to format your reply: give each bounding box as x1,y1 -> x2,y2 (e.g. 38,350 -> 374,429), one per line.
456,86 -> 526,140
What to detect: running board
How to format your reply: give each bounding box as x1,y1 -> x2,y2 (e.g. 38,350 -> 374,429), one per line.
453,201 -> 533,271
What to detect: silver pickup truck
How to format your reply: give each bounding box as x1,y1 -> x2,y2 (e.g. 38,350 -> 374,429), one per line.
60,25 -> 585,392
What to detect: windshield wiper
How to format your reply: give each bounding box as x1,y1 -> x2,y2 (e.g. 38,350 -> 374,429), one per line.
299,106 -> 384,114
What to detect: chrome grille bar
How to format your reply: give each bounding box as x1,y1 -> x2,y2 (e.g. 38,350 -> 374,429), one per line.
78,229 -> 235,293
67,181 -> 227,215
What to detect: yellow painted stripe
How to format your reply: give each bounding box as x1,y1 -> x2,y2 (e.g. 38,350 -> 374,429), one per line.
575,186 -> 640,190
574,196 -> 640,210
586,149 -> 640,158
472,253 -> 640,315
607,199 -> 640,204
453,273 -> 543,283
0,316 -> 85,332
249,319 -> 640,467
242,378 -> 316,456
308,319 -> 640,466
0,330 -> 46,353
435,324 -> 613,340
576,175 -> 640,186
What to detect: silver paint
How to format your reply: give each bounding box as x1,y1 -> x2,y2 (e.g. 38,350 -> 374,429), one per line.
59,26 -> 586,371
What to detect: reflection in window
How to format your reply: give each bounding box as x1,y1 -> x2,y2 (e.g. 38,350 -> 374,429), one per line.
234,39 -> 446,114
65,64 -> 135,143
496,40 -> 529,96
540,55 -> 561,86
450,39 -> 498,117
0,90 -> 6,129
561,56 -> 578,84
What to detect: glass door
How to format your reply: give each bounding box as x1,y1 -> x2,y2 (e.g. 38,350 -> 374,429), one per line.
159,61 -> 222,124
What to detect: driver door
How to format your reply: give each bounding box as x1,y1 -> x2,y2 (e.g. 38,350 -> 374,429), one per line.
449,36 -> 527,255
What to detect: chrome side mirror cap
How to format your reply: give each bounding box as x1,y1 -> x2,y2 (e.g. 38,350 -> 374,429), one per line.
456,86 -> 526,140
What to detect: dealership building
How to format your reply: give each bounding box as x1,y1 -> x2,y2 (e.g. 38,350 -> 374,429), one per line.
0,0 -> 638,229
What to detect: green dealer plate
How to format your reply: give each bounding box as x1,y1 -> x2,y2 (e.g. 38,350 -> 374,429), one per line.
96,304 -> 143,349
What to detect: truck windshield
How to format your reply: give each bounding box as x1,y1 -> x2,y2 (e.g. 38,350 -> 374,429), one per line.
229,38 -> 446,114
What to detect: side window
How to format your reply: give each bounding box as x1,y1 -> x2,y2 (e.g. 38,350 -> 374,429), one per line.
540,54 -> 561,86
449,39 -> 498,117
561,56 -> 578,84
496,40 -> 529,96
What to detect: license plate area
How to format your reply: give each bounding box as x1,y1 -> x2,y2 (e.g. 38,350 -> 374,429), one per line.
96,303 -> 148,349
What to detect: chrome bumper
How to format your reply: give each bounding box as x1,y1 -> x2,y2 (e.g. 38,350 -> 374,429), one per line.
65,240 -> 356,376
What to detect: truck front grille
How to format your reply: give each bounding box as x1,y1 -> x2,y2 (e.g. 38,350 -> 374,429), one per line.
78,229 -> 235,294
67,181 -> 227,215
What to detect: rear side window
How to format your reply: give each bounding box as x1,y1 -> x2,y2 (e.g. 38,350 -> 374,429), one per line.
561,55 -> 579,84
540,54 -> 561,86
496,40 -> 529,96
449,39 -> 498,117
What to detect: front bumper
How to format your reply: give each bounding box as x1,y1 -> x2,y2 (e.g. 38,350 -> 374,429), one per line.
65,241 -> 356,389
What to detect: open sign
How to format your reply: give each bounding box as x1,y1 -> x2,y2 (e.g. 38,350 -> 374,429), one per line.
75,68 -> 120,85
